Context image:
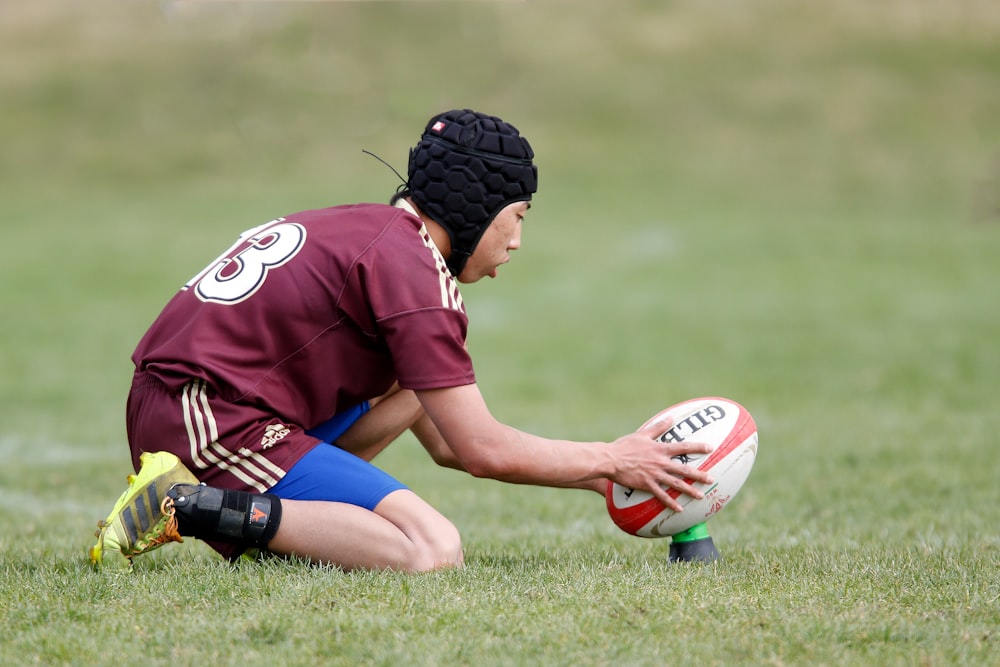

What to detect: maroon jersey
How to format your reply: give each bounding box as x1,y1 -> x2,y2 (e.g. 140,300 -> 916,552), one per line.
133,202 -> 474,429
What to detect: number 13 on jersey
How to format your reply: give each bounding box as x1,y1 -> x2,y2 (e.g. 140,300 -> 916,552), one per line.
183,219 -> 307,305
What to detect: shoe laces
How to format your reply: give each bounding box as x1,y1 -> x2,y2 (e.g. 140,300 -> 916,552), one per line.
145,496 -> 184,550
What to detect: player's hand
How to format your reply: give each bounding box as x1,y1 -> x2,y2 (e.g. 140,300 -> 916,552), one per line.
607,416 -> 715,513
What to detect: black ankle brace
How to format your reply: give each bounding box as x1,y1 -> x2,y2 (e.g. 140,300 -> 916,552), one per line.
167,484 -> 282,549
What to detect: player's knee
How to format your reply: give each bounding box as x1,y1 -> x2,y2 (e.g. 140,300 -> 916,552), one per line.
434,522 -> 464,568
411,522 -> 463,573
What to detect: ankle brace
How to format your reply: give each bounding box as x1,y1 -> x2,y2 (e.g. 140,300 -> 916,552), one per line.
166,484 -> 282,549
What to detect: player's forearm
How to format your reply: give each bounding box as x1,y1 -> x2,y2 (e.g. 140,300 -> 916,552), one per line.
413,409 -> 605,490
456,427 -> 617,486
417,384 -> 619,487
411,413 -> 465,471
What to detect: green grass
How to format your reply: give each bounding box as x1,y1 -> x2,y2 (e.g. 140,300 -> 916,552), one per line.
2,1 -> 1000,665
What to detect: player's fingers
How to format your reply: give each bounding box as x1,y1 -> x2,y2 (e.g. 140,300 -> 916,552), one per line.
646,483 -> 684,513
650,479 -> 693,513
644,473 -> 705,513
662,468 -> 707,497
667,455 -> 715,484
665,439 -> 715,456
637,414 -> 674,439
668,476 -> 707,501
668,459 -> 714,485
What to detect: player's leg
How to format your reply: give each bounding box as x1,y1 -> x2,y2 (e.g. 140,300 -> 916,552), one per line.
156,442 -> 461,571
97,374 -> 453,569
90,449 -> 462,572
266,491 -> 462,572
263,440 -> 462,571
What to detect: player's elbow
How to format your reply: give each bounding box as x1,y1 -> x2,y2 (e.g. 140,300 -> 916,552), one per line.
447,425 -> 523,480
429,448 -> 465,471
457,453 -> 493,479
458,450 -> 518,480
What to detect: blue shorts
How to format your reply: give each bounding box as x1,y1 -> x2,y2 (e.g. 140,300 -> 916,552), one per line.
268,403 -> 408,510
305,402 -> 372,444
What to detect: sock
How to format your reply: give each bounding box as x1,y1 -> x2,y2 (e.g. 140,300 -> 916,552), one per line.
166,484 -> 282,549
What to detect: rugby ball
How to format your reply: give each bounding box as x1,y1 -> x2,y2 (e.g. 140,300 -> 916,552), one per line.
606,397 -> 758,538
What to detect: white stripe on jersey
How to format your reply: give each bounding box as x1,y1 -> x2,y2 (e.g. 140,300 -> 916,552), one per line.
180,380 -> 281,493
396,199 -> 465,312
181,382 -> 212,470
420,224 -> 464,312
238,447 -> 287,479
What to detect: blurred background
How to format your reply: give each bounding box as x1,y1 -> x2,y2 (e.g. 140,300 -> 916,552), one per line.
2,0 -> 998,550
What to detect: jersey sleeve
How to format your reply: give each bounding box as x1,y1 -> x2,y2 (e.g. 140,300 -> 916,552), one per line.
351,212 -> 476,390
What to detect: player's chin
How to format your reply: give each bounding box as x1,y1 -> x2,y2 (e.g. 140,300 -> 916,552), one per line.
460,266 -> 499,283
489,258 -> 511,279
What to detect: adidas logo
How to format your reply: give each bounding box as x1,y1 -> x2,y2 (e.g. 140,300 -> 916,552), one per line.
261,423 -> 291,449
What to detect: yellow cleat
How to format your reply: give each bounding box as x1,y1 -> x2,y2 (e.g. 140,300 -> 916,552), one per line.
90,452 -> 199,567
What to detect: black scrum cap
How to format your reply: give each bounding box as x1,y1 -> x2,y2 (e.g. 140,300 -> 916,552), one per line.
407,109 -> 538,276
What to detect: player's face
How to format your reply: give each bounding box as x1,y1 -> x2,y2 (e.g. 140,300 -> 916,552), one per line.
458,201 -> 529,283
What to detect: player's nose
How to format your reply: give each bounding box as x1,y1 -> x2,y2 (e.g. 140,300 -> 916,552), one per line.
509,225 -> 522,250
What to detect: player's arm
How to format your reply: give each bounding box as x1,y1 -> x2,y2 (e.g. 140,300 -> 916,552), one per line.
410,412 -> 464,470
411,413 -> 610,494
415,383 -> 713,512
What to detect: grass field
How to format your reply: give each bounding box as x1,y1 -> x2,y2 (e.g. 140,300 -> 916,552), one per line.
2,1 -> 999,665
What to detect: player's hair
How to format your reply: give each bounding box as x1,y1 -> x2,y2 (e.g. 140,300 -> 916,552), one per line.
396,109 -> 537,277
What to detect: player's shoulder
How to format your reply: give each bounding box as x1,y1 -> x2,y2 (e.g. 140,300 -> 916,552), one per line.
284,202 -> 413,227
276,203 -> 414,243
278,202 -> 429,266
